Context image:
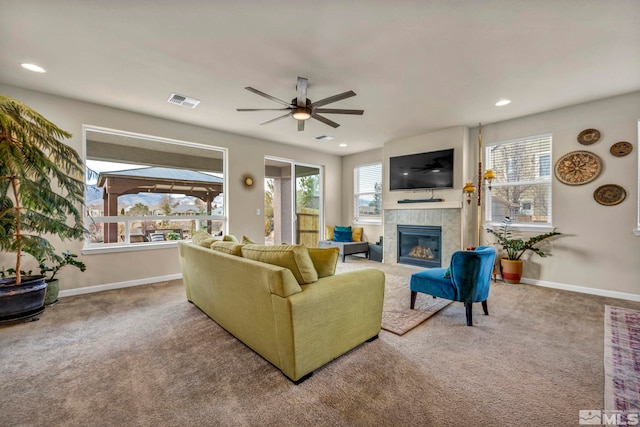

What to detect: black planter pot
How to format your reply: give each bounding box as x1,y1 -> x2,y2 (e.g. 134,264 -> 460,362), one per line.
0,275 -> 48,323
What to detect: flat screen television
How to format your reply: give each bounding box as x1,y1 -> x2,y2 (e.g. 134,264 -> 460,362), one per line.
389,148 -> 454,191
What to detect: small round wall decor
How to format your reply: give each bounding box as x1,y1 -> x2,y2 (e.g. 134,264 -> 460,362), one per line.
554,150 -> 602,185
577,128 -> 601,145
609,141 -> 633,157
593,184 -> 626,206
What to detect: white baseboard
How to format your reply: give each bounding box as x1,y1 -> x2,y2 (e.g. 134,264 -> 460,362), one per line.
516,277 -> 640,302
58,273 -> 183,298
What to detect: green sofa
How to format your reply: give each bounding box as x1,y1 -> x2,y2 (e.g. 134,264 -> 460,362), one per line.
178,241 -> 385,383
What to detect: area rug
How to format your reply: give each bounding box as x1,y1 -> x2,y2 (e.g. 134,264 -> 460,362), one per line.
604,305 -> 640,411
336,259 -> 451,335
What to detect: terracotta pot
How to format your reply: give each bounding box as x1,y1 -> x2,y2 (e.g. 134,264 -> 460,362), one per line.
500,258 -> 523,284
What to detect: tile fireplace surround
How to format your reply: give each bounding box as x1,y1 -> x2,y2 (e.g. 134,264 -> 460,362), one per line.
383,208 -> 461,268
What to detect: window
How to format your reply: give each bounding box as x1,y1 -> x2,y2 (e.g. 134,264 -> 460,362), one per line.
354,163 -> 382,224
485,134 -> 552,228
84,126 -> 227,252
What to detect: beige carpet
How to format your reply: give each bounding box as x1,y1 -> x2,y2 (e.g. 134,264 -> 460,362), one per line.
336,258 -> 451,335
3,258 -> 640,426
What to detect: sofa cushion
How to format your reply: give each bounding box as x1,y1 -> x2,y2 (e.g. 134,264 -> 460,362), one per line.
308,247 -> 340,278
191,230 -> 220,247
352,227 -> 363,242
223,234 -> 239,242
325,225 -> 335,241
211,241 -> 244,256
242,235 -> 256,244
242,244 -> 318,285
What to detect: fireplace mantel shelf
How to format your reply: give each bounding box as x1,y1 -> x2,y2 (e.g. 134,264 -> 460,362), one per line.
383,201 -> 462,210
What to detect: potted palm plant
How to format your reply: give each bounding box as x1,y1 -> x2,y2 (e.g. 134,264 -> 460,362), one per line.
486,217 -> 561,284
0,95 -> 86,321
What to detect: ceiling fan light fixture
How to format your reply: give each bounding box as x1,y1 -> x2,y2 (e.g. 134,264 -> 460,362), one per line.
292,108 -> 311,120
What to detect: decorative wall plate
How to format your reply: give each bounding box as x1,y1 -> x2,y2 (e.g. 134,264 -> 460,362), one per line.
593,184 -> 626,206
577,128 -> 601,145
554,150 -> 602,185
609,141 -> 633,157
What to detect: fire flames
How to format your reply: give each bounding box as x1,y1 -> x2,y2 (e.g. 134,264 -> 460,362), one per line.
408,246 -> 434,259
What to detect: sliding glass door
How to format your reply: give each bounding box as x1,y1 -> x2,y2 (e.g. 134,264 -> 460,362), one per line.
264,158 -> 323,246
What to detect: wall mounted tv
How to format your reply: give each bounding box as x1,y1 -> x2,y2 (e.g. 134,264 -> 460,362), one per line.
389,148 -> 454,191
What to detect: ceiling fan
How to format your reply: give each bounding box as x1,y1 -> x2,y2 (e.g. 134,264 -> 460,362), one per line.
236,76 -> 364,131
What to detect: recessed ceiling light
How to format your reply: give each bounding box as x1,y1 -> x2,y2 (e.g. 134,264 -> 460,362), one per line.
495,99 -> 511,107
21,63 -> 46,73
338,143 -> 347,148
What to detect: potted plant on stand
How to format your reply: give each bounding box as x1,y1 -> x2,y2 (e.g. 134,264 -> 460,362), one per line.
39,251 -> 87,306
0,95 -> 86,322
486,217 -> 561,284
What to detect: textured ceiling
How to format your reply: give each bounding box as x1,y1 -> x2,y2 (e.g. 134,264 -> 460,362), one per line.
1,0 -> 639,155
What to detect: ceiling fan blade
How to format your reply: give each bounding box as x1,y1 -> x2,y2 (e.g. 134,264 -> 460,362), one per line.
245,87 -> 292,107
312,90 -> 356,108
260,112 -> 292,125
237,108 -> 291,111
298,119 -> 305,132
296,77 -> 308,107
311,113 -> 340,128
315,108 -> 364,115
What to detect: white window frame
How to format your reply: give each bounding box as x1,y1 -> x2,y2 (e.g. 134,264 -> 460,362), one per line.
484,133 -> 554,232
354,162 -> 382,225
82,125 -> 228,254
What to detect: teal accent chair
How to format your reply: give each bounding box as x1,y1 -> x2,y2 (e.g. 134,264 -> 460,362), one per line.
410,246 -> 497,326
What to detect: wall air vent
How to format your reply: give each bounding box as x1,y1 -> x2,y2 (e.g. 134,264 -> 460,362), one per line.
167,93 -> 201,109
313,135 -> 334,142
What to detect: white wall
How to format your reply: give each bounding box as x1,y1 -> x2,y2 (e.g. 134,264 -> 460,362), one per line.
475,91 -> 640,298
0,85 -> 343,291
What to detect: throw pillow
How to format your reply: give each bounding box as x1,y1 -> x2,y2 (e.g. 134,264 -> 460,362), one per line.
242,235 -> 256,244
223,234 -> 239,242
241,244 -> 318,285
325,225 -> 335,241
191,230 -> 220,247
333,230 -> 352,242
308,247 -> 339,278
334,225 -> 352,233
443,267 -> 451,279
351,227 -> 363,242
210,241 -> 244,256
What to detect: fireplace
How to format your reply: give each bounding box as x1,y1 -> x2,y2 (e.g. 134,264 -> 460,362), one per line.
397,225 -> 442,268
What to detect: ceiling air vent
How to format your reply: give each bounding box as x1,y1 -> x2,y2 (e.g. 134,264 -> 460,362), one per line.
167,93 -> 201,109
313,135 -> 334,142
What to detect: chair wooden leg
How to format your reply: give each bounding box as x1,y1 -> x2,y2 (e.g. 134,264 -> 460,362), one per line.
410,291 -> 417,309
482,300 -> 489,316
465,303 -> 473,326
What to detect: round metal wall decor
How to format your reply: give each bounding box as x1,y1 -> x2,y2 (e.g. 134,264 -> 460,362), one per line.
609,141 -> 633,157
554,150 -> 602,185
577,128 -> 601,145
593,184 -> 626,206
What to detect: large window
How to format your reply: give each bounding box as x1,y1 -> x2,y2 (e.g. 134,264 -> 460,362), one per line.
84,126 -> 227,251
484,134 -> 552,228
354,163 -> 382,224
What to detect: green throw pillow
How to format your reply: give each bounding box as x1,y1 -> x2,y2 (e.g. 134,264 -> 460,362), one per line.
223,234 -> 239,242
241,244 -> 318,285
242,235 -> 256,244
210,241 -> 244,256
308,247 -> 340,278
443,267 -> 451,279
191,230 -> 219,248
